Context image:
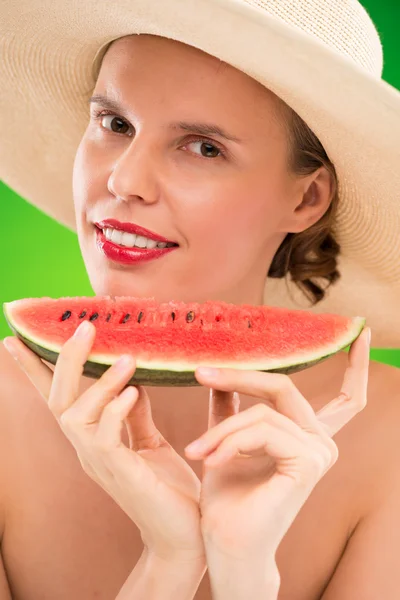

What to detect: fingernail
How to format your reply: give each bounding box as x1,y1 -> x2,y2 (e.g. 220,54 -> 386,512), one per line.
114,355 -> 134,371
196,367 -> 219,379
367,328 -> 371,345
74,321 -> 92,339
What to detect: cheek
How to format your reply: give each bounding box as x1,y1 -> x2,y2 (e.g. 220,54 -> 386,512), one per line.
184,178 -> 286,254
72,137 -> 103,261
73,136 -> 108,229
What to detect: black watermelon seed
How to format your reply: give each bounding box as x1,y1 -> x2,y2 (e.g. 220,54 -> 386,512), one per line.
61,310 -> 72,321
186,311 -> 195,323
89,313 -> 99,321
215,315 -> 222,322
106,313 -> 112,322
200,318 -> 204,326
121,313 -> 130,324
78,310 -> 87,319
137,311 -> 144,323
248,320 -> 252,329
171,312 -> 176,322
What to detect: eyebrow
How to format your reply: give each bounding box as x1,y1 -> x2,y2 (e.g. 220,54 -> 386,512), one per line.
89,94 -> 243,143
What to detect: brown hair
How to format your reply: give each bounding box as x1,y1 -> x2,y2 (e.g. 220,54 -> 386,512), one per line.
268,105 -> 340,304
89,38 -> 341,305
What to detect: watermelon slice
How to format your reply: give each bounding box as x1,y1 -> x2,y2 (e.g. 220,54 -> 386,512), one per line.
3,297 -> 365,387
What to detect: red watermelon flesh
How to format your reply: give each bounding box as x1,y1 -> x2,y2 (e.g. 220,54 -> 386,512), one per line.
3,296 -> 366,386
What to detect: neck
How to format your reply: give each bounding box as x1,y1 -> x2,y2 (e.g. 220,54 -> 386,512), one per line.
200,280 -> 266,306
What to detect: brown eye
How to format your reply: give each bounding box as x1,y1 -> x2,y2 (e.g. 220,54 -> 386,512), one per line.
101,114 -> 130,135
186,140 -> 223,159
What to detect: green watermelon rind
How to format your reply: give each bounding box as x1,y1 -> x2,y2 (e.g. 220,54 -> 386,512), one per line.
3,302 -> 366,386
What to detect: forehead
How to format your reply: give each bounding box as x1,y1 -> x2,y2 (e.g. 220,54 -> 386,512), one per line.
96,34 -> 285,135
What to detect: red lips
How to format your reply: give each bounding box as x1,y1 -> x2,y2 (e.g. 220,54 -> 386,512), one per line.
95,218 -> 176,244
94,222 -> 178,266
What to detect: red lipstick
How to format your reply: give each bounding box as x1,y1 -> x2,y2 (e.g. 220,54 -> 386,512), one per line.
94,219 -> 178,266
95,218 -> 175,243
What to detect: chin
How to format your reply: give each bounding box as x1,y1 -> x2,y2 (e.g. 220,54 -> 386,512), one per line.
89,273 -> 151,299
87,270 -> 172,301
88,272 -> 213,303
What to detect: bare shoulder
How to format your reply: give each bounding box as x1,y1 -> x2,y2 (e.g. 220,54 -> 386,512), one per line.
366,357 -> 400,451
0,340 -> 68,522
0,341 -> 40,544
367,356 -> 400,395
358,357 -> 400,430
317,361 -> 400,598
0,340 -> 49,419
337,357 -> 400,513
0,341 -> 60,447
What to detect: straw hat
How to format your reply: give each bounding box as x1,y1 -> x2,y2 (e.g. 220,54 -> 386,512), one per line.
1,0 -> 400,346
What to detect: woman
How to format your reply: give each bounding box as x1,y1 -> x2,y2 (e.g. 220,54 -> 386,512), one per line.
1,1 -> 400,599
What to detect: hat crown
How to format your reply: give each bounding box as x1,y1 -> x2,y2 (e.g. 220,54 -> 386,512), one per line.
244,0 -> 383,77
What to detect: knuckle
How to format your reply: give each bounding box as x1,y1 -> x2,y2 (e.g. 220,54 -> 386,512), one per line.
277,374 -> 294,392
252,403 -> 270,418
318,441 -> 337,470
98,368 -> 129,395
60,336 -> 78,355
101,366 -> 121,385
355,392 -> 368,411
59,410 -> 82,430
94,440 -> 114,454
56,352 -> 74,369
56,348 -> 79,371
217,438 -> 234,455
344,391 -> 367,413
102,399 -> 118,413
300,447 -> 331,480
324,436 -> 339,463
93,436 -> 115,454
268,373 -> 294,396
259,421 -> 271,435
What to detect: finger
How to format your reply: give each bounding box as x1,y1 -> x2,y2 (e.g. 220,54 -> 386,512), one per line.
185,400 -> 307,458
208,389 -> 240,429
316,327 -> 370,437
49,320 -> 97,416
68,355 -> 137,424
3,337 -> 54,399
124,386 -> 166,451
205,421 -> 337,486
196,366 -> 321,434
204,421 -> 307,467
94,386 -> 139,451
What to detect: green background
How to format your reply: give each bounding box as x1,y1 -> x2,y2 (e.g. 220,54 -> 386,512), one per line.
1,0 -> 399,367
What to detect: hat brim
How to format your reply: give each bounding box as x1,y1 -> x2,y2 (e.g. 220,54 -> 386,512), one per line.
1,0 -> 400,346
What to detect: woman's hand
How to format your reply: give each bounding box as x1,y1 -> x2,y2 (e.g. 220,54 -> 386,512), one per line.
184,328 -> 370,563
3,321 -> 205,565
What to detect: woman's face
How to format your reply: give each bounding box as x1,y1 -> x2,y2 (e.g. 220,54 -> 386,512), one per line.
73,34 -> 322,304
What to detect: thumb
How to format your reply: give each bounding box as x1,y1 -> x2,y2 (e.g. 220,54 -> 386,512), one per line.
208,388 -> 240,429
124,385 -> 166,451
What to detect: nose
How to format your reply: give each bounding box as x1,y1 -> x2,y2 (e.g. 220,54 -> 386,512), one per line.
107,141 -> 160,205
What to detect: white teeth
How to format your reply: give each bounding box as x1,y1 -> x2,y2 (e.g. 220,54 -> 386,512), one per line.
110,229 -> 123,245
134,235 -> 148,248
120,232 -> 136,247
102,227 -> 174,249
